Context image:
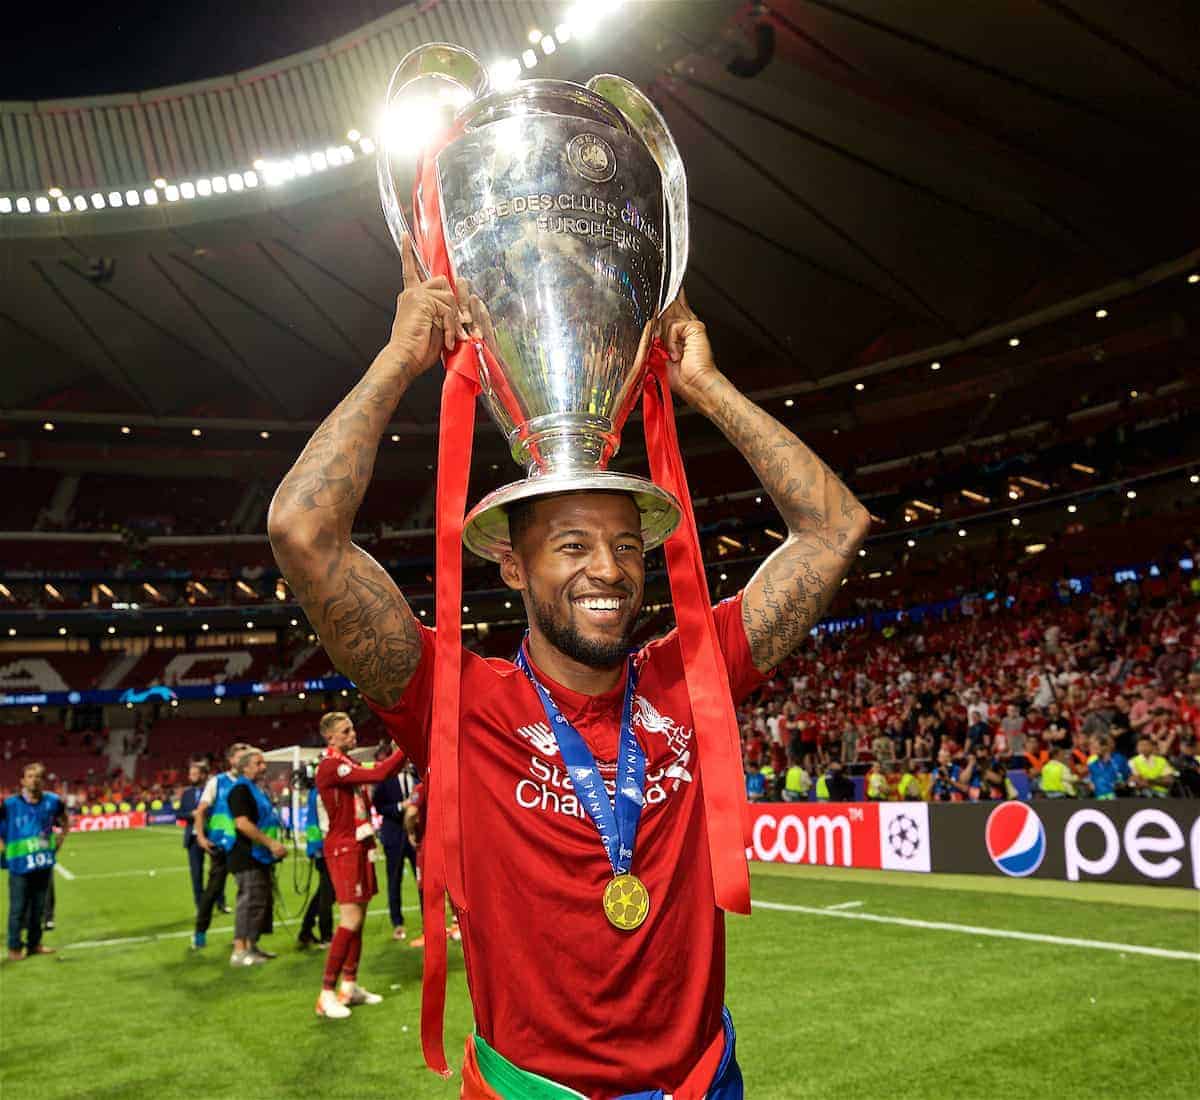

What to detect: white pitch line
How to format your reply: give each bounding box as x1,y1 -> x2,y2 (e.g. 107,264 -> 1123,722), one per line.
64,865 -> 188,880
54,863 -> 76,880
823,900 -> 862,910
64,904 -> 418,952
752,899 -> 1200,962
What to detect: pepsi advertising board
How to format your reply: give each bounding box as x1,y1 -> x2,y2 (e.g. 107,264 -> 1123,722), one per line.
931,801 -> 1200,889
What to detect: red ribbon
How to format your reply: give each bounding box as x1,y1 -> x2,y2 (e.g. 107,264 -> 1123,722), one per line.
642,344 -> 752,916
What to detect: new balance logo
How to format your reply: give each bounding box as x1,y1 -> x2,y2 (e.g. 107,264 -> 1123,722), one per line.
516,722 -> 559,756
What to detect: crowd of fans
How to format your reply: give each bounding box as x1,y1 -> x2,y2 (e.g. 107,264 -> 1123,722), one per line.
739,549 -> 1200,803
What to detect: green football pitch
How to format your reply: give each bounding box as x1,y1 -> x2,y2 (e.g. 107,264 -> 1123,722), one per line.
2,829 -> 1197,1099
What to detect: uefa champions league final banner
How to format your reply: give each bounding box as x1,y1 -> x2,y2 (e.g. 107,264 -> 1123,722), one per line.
745,801 -> 1200,889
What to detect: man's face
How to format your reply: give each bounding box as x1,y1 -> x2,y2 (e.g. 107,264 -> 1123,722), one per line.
21,767 -> 44,797
188,764 -> 203,784
502,492 -> 645,670
245,754 -> 267,781
326,719 -> 357,754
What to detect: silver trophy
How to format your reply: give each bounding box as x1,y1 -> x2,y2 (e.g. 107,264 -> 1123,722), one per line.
378,43 -> 689,560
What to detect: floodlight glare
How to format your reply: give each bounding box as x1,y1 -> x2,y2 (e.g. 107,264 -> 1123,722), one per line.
125,190 -> 139,205
16,196 -> 32,213
212,176 -> 227,194
243,170 -> 259,188
143,188 -> 158,205
337,145 -> 353,162
522,49 -> 538,69
90,193 -> 105,209
48,186 -> 63,198
34,196 -> 50,213
541,35 -> 556,54
165,185 -> 180,201
154,177 -> 167,188
358,136 -> 375,154
347,129 -> 361,142
108,191 -> 123,207
0,197 -> 11,213
311,151 -> 328,171
73,195 -> 87,211
180,182 -> 196,199
292,154 -> 312,176
228,173 -> 244,191
56,196 -> 72,213
196,179 -> 212,197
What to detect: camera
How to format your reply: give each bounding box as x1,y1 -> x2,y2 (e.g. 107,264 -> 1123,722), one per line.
291,761 -> 318,791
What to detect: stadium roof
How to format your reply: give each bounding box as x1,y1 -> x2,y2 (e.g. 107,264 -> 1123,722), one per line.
1,0 -> 1198,484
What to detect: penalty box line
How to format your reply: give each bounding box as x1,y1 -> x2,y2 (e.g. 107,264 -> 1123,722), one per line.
752,899 -> 1200,962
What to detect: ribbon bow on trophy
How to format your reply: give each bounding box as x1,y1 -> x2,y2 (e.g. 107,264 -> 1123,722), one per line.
376,42 -> 750,1076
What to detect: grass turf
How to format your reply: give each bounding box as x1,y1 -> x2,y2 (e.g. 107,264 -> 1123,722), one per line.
1,829 -> 1197,1099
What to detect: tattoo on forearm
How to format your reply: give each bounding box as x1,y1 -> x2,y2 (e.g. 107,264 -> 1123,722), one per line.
691,374 -> 870,670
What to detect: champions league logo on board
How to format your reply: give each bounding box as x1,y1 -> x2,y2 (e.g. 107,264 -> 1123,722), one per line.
886,812 -> 922,862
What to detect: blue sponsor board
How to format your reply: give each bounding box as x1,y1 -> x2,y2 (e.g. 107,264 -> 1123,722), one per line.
0,675 -> 353,708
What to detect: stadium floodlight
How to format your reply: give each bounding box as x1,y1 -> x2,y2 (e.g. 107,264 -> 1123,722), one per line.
298,691 -> 307,700
17,196 -> 32,213
57,196 -> 72,213
260,430 -> 270,439
1008,336 -> 1020,347
201,623 -> 210,631
165,185 -> 180,202
0,197 -> 11,213
196,179 -> 212,197
784,398 -> 794,407
1095,308 -> 1107,319
292,154 -> 312,177
504,601 -> 512,609
337,144 -> 354,162
154,177 -> 167,188
42,421 -> 54,431
34,196 -> 51,213
107,191 -> 123,207
419,609 -> 427,617
125,190 -> 139,205
541,35 -> 556,55
930,361 -> 941,371
719,572 -> 728,581
243,170 -> 259,188
1188,273 -> 1199,284
528,27 -> 542,44
246,621 -> 254,629
180,182 -> 196,199
957,528 -> 967,537
212,176 -> 227,194
1011,517 -> 1021,526
347,129 -> 361,142
58,627 -> 67,635
121,425 -> 131,435
228,173 -> 244,192
489,57 -> 521,91
73,195 -> 87,211
1126,489 -> 1136,499
311,151 -> 328,171
155,624 -> 164,632
6,629 -> 13,636
359,136 -> 375,154
324,146 -> 340,165
107,626 -> 116,634
858,548 -> 867,557
48,186 -> 63,198
143,188 -> 158,205
907,538 -> 916,548
1067,503 -> 1077,513
555,23 -> 572,44
854,382 -> 864,391
522,48 -> 538,69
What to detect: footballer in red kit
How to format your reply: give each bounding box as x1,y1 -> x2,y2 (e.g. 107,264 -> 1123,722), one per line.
311,710 -> 406,1018
268,241 -> 870,1093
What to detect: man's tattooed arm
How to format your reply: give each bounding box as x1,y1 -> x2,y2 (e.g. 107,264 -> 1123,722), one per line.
684,372 -> 871,673
267,356 -> 424,707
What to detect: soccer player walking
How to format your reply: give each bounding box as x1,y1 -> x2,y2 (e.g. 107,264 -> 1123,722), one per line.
312,711 -> 406,1018
269,255 -> 868,1090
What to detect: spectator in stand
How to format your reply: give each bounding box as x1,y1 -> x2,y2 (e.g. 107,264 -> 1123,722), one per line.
227,747 -> 286,966
870,728 -> 895,766
177,758 -> 209,913
817,761 -> 854,802
1129,685 -> 1159,740
1129,736 -> 1176,798
1,763 -> 67,961
999,704 -> 1025,757
1155,634 -> 1189,689
896,760 -> 924,801
930,749 -> 958,802
373,757 -> 419,942
745,761 -> 767,803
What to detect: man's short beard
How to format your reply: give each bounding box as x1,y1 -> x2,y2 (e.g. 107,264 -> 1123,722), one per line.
529,591 -> 634,670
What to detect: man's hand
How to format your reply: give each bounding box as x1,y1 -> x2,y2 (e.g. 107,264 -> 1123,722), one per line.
268,840 -> 288,861
197,833 -> 214,854
385,235 -> 469,374
658,290 -> 719,401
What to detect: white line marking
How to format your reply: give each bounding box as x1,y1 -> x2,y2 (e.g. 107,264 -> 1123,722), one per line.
823,900 -> 862,910
65,866 -> 188,880
54,863 -> 76,880
752,899 -> 1200,961
63,904 -> 417,952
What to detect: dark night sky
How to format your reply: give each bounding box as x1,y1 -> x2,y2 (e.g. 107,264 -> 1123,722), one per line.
1,1 -> 416,100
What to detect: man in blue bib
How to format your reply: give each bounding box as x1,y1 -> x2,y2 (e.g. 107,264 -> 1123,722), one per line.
1,762 -> 68,961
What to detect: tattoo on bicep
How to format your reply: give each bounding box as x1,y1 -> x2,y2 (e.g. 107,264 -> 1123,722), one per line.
742,545 -> 839,671
317,564 -> 421,704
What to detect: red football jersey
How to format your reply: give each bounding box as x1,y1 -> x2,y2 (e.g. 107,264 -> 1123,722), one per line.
368,595 -> 763,1098
315,747 -> 405,858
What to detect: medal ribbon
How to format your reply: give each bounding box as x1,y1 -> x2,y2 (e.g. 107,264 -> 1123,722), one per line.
514,643 -> 645,877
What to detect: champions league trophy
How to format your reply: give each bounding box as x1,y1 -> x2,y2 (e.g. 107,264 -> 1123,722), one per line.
376,41 -> 689,556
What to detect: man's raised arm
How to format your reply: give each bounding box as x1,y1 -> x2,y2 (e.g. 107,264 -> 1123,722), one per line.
268,239 -> 467,707
661,292 -> 871,673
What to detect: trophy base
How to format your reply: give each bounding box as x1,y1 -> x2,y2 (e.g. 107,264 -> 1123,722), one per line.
462,470 -> 681,563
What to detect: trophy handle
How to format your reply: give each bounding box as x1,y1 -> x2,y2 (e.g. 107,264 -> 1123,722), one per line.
378,43 -> 490,282
586,75 -> 689,311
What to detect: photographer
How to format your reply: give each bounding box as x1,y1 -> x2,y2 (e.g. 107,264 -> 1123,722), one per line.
227,747 -> 286,966
930,748 -> 958,802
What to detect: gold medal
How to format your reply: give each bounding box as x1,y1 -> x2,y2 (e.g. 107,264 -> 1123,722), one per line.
602,872 -> 650,931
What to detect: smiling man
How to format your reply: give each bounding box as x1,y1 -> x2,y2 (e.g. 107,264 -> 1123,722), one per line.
268,242 -> 869,1097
